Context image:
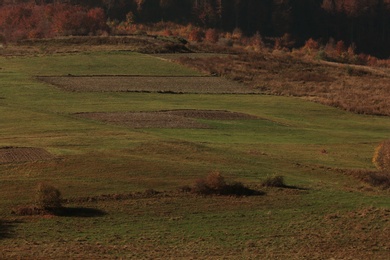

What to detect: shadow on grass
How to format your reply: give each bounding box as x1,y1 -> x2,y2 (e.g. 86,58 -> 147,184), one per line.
0,219 -> 22,240
56,207 -> 107,218
281,185 -> 309,190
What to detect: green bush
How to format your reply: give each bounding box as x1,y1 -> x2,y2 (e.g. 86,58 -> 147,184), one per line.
35,183 -> 62,210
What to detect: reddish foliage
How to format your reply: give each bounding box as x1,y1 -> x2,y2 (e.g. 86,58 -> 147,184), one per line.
304,38 -> 320,50
204,28 -> 219,43
250,32 -> 263,49
188,28 -> 203,42
336,40 -> 346,55
0,3 -> 107,41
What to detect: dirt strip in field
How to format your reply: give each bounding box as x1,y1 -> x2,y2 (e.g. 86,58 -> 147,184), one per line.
74,110 -> 259,129
37,76 -> 260,94
0,147 -> 54,163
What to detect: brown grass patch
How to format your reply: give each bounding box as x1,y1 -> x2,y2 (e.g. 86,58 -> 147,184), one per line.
0,147 -> 54,164
178,53 -> 390,116
346,169 -> 390,189
74,109 -> 258,129
5,35 -> 189,55
37,75 -> 259,94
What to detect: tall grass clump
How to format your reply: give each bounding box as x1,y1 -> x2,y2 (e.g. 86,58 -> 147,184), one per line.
373,140 -> 390,172
364,140 -> 390,189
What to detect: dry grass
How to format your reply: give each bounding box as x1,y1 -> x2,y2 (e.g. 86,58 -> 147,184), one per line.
37,75 -> 257,94
2,35 -> 189,55
4,196 -> 389,259
373,140 -> 390,172
74,110 -> 258,129
178,52 -> 390,116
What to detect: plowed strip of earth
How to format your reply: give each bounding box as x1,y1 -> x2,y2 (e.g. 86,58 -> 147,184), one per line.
75,110 -> 258,129
0,147 -> 54,163
37,76 -> 259,94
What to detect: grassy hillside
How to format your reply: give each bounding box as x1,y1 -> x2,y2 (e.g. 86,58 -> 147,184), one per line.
0,50 -> 389,259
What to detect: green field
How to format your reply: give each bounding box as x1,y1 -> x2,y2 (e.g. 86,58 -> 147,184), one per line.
1,51 -> 389,259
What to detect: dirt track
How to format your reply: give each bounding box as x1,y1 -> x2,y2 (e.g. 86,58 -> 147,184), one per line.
37,76 -> 260,94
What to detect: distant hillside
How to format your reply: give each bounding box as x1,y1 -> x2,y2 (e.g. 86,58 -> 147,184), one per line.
1,0 -> 390,57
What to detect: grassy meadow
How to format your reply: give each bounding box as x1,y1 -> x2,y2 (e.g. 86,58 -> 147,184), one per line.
0,50 -> 389,259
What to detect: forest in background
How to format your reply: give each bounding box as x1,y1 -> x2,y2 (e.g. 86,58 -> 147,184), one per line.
0,0 -> 390,58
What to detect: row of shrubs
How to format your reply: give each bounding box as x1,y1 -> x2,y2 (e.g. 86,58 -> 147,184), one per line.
12,172 -> 288,216
183,171 -> 286,196
110,21 -> 390,68
12,140 -> 390,216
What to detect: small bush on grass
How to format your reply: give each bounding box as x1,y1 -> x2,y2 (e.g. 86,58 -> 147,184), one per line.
261,175 -> 286,188
35,183 -> 62,211
12,183 -> 63,216
192,171 -> 262,196
193,171 -> 225,195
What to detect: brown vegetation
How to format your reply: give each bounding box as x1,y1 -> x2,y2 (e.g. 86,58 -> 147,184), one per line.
346,169 -> 390,190
373,140 -> 390,172
0,147 -> 54,163
37,75 -> 257,94
191,171 -> 263,196
75,110 -> 258,129
0,3 -> 108,42
178,51 -> 390,116
261,175 -> 287,188
35,183 -> 62,210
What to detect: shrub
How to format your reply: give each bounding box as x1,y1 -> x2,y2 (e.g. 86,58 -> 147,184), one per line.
162,29 -> 173,36
261,175 -> 286,188
205,171 -> 226,190
232,27 -> 243,40
192,171 -> 262,196
35,183 -> 62,210
363,171 -> 390,189
316,50 -> 328,61
218,37 -> 233,47
188,29 -> 203,42
373,140 -> 390,172
204,28 -> 219,43
304,38 -> 319,51
250,32 -> 264,51
352,170 -> 390,189
336,40 -> 346,55
193,171 -> 225,195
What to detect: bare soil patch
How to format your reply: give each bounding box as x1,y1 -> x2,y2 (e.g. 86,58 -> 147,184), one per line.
37,75 -> 259,94
75,110 -> 258,129
0,147 -> 54,164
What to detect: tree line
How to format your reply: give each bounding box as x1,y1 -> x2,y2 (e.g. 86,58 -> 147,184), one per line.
1,0 -> 390,57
